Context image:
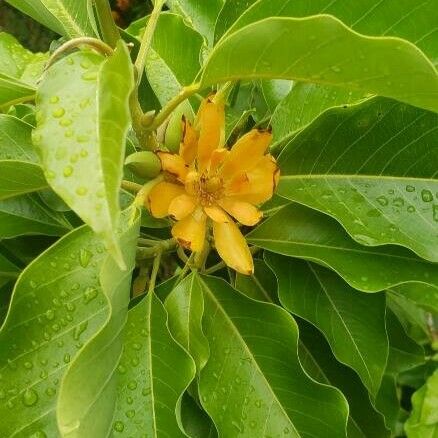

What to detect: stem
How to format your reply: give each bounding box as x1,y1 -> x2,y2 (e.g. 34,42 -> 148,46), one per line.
134,0 -> 166,86
145,83 -> 201,131
46,37 -> 114,69
136,238 -> 177,260
121,180 -> 143,193
212,81 -> 234,106
93,0 -> 120,47
148,251 -> 162,293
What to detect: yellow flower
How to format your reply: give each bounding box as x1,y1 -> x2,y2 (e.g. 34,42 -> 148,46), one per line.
147,97 -> 279,275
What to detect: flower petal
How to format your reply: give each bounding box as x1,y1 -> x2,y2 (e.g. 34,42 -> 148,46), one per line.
213,219 -> 253,275
196,97 -> 225,171
179,116 -> 198,165
168,194 -> 197,220
204,205 -> 230,223
148,181 -> 185,218
221,128 -> 272,177
157,151 -> 188,182
219,198 -> 263,226
172,209 -> 206,252
209,148 -> 229,173
225,155 -> 279,204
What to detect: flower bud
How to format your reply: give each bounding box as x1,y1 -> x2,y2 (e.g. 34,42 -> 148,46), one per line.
124,151 -> 161,179
164,104 -> 193,153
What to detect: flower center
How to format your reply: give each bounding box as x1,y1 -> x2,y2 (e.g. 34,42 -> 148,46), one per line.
185,171 -> 224,206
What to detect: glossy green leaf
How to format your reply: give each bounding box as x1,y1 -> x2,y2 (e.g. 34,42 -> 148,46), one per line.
0,252 -> 19,287
0,32 -> 36,78
278,97 -> 438,262
0,210 -> 137,436
260,79 -> 293,113
0,194 -> 71,238
166,0 -> 223,46
0,73 -> 35,109
112,291 -> 195,437
165,273 -> 209,372
297,319 -> 389,438
226,0 -> 438,64
266,253 -> 387,395
248,203 -> 438,292
145,13 -> 203,107
34,41 -> 134,267
271,83 -> 366,146
57,209 -> 139,437
234,258 -> 278,303
0,115 -> 47,199
214,0 -> 258,43
197,274 -> 348,437
201,16 -> 438,112
5,0 -> 96,38
389,283 -> 438,314
386,309 -> 425,376
181,392 -> 218,438
405,369 -> 438,437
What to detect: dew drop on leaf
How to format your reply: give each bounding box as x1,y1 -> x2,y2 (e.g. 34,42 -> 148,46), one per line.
421,189 -> 433,202
83,287 -> 98,303
405,185 -> 415,192
79,249 -> 92,268
113,421 -> 125,433
22,388 -> 38,406
376,196 -> 388,206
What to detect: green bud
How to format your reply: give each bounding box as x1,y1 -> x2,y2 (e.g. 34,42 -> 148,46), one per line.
164,103 -> 193,153
125,151 -> 161,179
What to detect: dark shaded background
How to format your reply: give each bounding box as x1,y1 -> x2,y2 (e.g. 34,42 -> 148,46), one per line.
0,0 -> 152,52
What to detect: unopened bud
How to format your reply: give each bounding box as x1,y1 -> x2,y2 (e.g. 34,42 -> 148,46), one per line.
125,151 -> 161,179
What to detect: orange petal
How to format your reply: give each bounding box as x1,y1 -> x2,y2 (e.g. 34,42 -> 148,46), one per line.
168,194 -> 197,220
209,148 -> 229,173
203,205 -> 230,223
179,116 -> 198,165
172,209 -> 206,252
226,155 -> 279,204
221,129 -> 272,177
148,181 -> 185,218
195,97 -> 225,172
219,198 -> 263,226
156,151 -> 188,182
213,219 -> 253,275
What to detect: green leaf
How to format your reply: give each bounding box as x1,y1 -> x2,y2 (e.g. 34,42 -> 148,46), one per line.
0,252 -> 19,286
5,0 -> 96,38
181,392 -> 218,438
145,13 -> 203,107
271,83 -> 366,146
278,97 -> 438,262
166,0 -> 224,46
0,209 -> 137,436
112,291 -> 195,437
57,209 -> 139,437
260,79 -> 293,113
389,283 -> 438,314
0,32 -> 36,78
248,203 -> 438,292
34,41 -> 134,267
375,374 -> 400,433
226,0 -> 438,64
0,115 -> 47,199
385,308 -> 425,376
0,194 -> 71,238
405,369 -> 438,437
297,319 -> 389,438
197,274 -> 348,437
165,273 -> 209,372
0,73 -> 35,109
234,258 -> 278,303
266,253 -> 387,396
201,16 -> 438,112
214,0 -> 258,43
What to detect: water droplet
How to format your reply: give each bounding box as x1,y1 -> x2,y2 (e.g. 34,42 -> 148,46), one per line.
421,189 -> 433,202
82,71 -> 98,81
49,96 -> 59,104
407,205 -> 415,213
83,287 -> 98,303
76,135 -> 89,143
52,108 -> 65,118
24,361 -> 33,370
80,60 -> 91,69
79,98 -> 90,109
433,205 -> 438,222
331,66 -> 341,73
63,165 -> 73,177
60,118 -> 72,127
376,196 -> 388,206
63,354 -> 71,363
67,58 -> 74,65
76,187 -> 88,196
45,309 -> 55,321
392,197 -> 404,208
405,185 -> 415,192
127,381 -> 137,390
30,280 -> 37,289
125,409 -> 135,418
79,249 -> 92,268
65,129 -> 73,138
249,420 -> 256,428
113,421 -> 125,432
22,388 -> 38,406
73,321 -> 88,340
118,364 -> 127,374
132,343 -> 141,351
255,399 -> 262,408
80,149 -> 88,157
142,387 -> 151,396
